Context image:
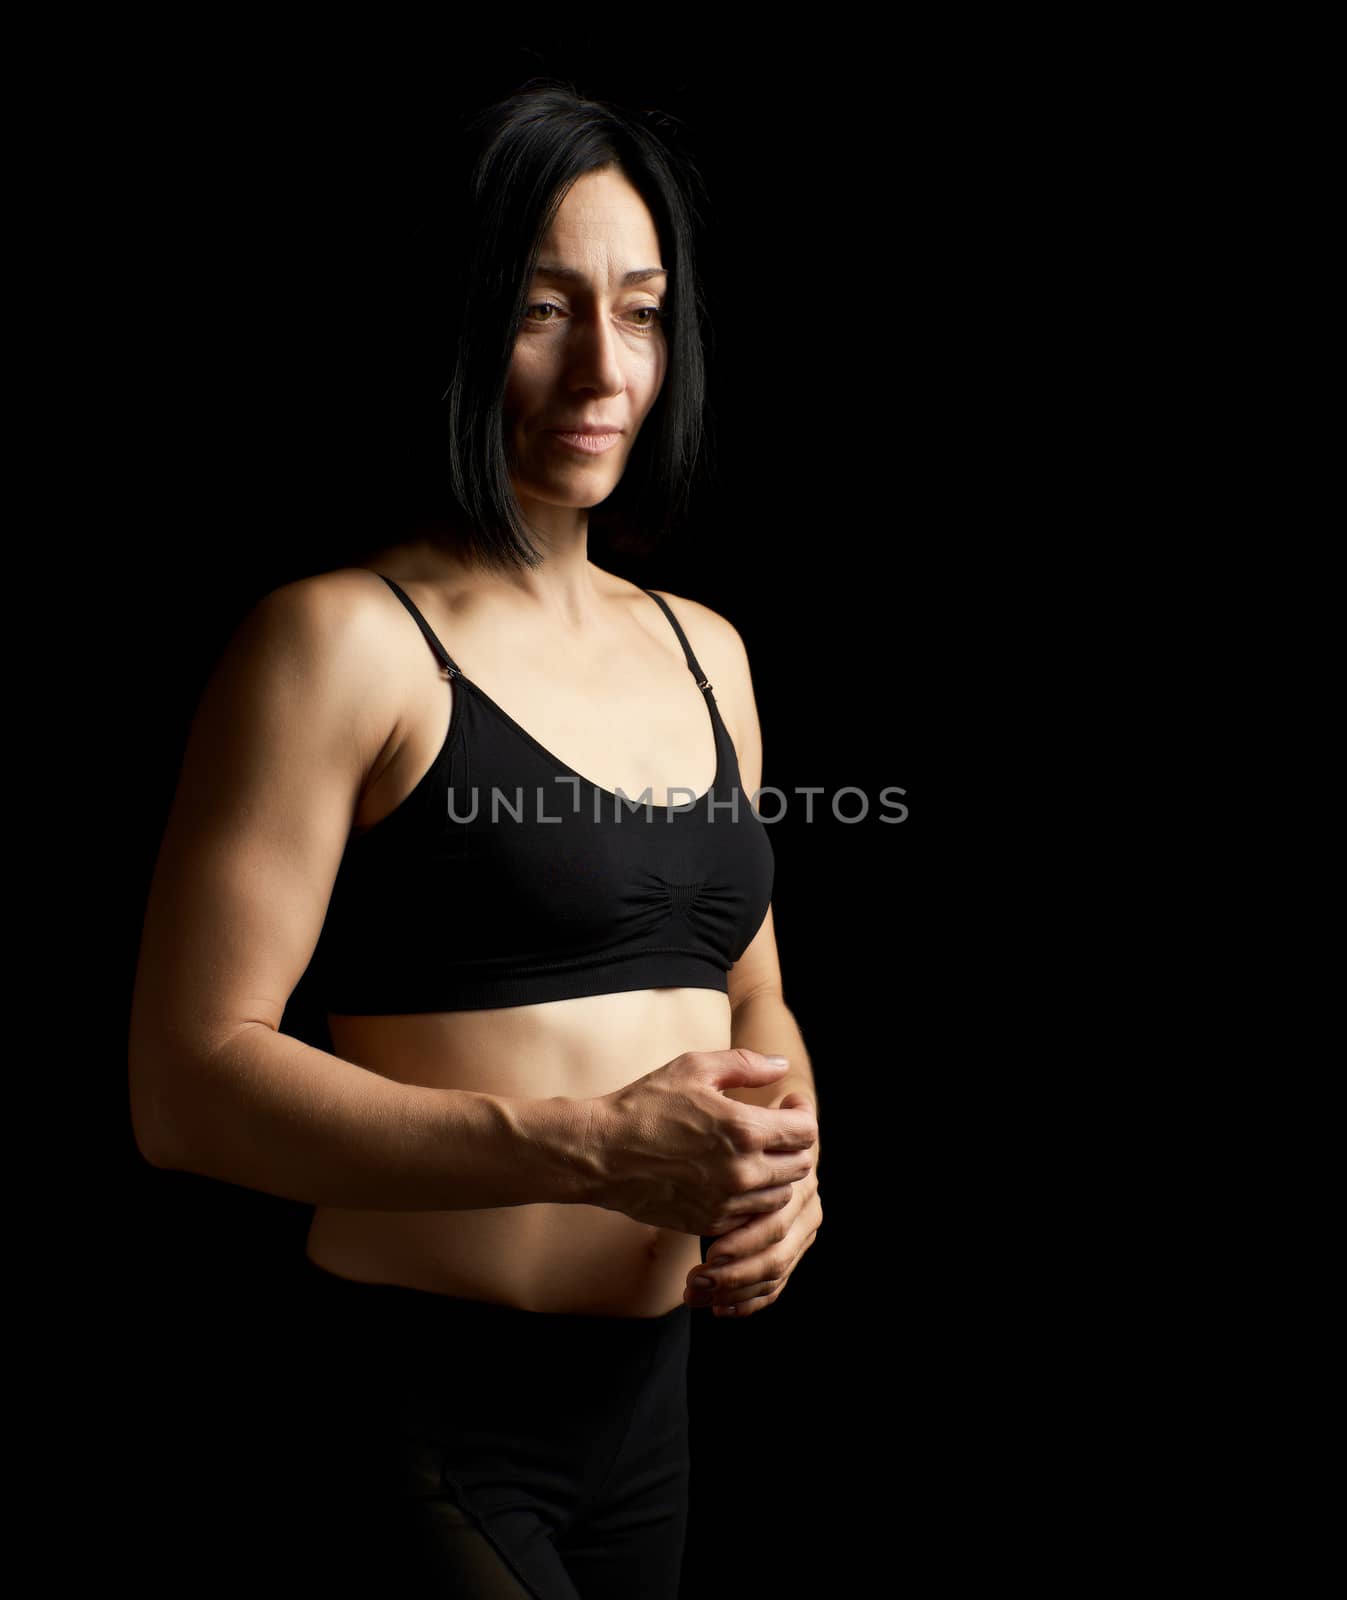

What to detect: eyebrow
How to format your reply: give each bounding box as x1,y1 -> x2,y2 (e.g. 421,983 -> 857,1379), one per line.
532,263 -> 668,286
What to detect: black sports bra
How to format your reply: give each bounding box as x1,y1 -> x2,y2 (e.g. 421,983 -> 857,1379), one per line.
307,575 -> 775,1014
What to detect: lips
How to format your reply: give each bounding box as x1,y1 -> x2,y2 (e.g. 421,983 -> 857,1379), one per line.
546,428 -> 623,455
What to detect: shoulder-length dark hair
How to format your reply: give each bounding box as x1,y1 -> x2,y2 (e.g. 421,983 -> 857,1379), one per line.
393,77 -> 713,573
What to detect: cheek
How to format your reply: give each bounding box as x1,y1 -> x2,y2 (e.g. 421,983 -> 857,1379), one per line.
504,344 -> 546,412
636,342 -> 668,414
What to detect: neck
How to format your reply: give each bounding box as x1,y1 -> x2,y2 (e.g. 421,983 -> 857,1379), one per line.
494,494 -> 606,627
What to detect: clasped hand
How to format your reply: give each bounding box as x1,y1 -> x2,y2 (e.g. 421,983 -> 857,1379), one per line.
683,1090 -> 822,1319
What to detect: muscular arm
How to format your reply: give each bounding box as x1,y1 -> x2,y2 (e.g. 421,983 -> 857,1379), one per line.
127,572 -> 599,1212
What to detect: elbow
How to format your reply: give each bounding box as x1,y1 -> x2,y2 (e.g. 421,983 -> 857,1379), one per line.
729,981 -> 786,1016
128,1018 -> 274,1173
128,1080 -> 172,1170
127,1037 -> 185,1171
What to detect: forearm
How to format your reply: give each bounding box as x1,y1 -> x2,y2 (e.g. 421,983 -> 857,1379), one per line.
134,1022 -> 598,1212
726,991 -> 821,1164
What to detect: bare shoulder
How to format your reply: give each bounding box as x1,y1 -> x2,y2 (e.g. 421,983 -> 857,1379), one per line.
194,564 -> 420,804
234,564 -> 413,696
642,586 -> 751,683
245,564 -> 397,653
642,587 -> 760,775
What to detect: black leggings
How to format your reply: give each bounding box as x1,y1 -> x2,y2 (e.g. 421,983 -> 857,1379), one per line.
289,1256 -> 693,1598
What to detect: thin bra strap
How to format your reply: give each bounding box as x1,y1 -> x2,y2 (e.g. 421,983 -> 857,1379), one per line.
642,589 -> 713,693
378,574 -> 465,679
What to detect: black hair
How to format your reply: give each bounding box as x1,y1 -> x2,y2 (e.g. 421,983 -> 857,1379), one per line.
391,77 -> 713,572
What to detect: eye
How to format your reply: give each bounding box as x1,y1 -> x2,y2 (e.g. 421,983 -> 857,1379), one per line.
522,300 -> 662,330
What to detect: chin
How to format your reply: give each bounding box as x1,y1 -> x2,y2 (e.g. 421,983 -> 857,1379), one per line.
523,472 -> 625,510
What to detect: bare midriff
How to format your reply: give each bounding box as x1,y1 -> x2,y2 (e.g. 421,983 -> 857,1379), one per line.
305,984 -> 732,1317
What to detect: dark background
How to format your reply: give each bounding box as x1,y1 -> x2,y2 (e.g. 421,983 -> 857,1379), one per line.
84,29 -> 1019,1594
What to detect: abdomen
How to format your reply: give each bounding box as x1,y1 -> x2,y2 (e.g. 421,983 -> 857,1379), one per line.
307,987 -> 731,1315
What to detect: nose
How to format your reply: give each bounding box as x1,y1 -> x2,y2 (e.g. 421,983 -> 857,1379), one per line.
564,308 -> 626,400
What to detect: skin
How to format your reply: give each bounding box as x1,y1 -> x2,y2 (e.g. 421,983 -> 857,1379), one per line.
502,166 -> 669,537
142,166 -> 822,1319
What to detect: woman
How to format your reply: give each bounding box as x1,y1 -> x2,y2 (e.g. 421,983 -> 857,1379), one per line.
128,80 -> 822,1596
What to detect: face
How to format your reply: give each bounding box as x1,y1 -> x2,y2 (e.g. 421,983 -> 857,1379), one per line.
502,166 -> 669,516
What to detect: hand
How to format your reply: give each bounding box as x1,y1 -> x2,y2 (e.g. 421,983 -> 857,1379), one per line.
587,1051 -> 819,1236
683,1092 -> 822,1319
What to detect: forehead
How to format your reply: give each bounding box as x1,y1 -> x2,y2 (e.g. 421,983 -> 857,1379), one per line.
537,168 -> 662,266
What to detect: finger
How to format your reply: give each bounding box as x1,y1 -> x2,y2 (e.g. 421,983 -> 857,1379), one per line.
704,1234 -> 759,1269
685,1266 -> 768,1307
713,1184 -> 797,1227
715,1272 -> 782,1305
712,1283 -> 786,1319
685,1240 -> 787,1305
759,1114 -> 820,1152
703,1203 -> 792,1268
758,1150 -> 818,1186
697,1243 -> 784,1300
707,1221 -> 811,1295
709,1180 -> 807,1253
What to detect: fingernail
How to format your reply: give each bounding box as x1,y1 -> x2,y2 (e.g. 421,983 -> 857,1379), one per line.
693,1275 -> 714,1291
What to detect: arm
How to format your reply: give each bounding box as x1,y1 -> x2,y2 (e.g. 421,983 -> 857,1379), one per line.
727,956 -> 820,1170
127,572 -> 598,1213
653,591 -> 822,1162
642,593 -> 825,1312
